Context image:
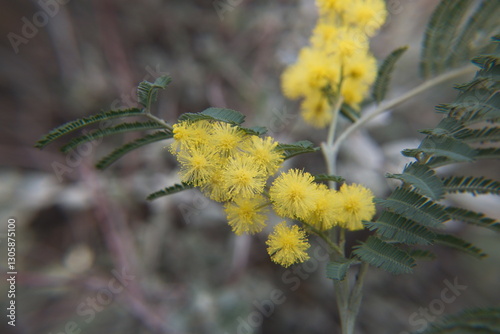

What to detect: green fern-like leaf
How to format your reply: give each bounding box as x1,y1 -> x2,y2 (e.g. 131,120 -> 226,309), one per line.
372,46 -> 408,103
434,234 -> 486,258
445,56 -> 500,124
475,147 -> 500,160
420,0 -> 500,78
276,140 -> 319,160
403,135 -> 477,162
448,96 -> 500,125
446,1 -> 500,70
353,236 -> 415,275
147,183 -> 194,201
419,117 -> 464,136
137,75 -> 172,109
420,0 -> 456,78
376,188 -> 449,228
442,176 -> 500,196
35,108 -> 144,149
445,206 -> 500,232
420,0 -> 476,78
239,126 -> 268,136
416,307 -> 500,334
387,163 -> 444,200
178,107 -> 246,125
364,212 -> 436,245
385,30 -> 499,273
60,121 -> 165,153
325,259 -> 356,281
424,156 -> 456,169
95,131 -> 172,170
454,126 -> 500,143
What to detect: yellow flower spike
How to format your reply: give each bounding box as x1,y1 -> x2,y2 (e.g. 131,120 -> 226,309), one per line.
343,52 -> 377,83
340,79 -> 368,107
200,167 -> 232,203
170,121 -> 191,154
241,136 -> 284,176
336,27 -> 369,60
304,186 -> 339,231
170,120 -> 212,154
266,221 -> 310,268
177,146 -> 215,187
315,0 -> 349,17
269,169 -> 321,220
281,48 -> 340,102
210,121 -> 247,156
281,62 -> 306,100
223,154 -> 267,199
344,0 -> 387,36
300,47 -> 340,91
332,183 -> 376,231
300,91 -> 333,128
310,23 -> 339,54
224,195 -> 269,235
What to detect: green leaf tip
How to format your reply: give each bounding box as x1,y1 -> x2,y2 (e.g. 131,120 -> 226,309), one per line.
434,234 -> 487,258
372,45 -> 408,103
147,183 -> 194,201
326,259 -> 356,281
365,212 -> 436,245
445,206 -> 500,232
35,108 -> 144,149
376,187 -> 449,228
96,131 -> 172,170
178,107 -> 246,125
403,135 -> 477,163
387,163 -> 444,200
239,126 -> 268,136
353,236 -> 415,275
60,121 -> 165,154
137,75 -> 172,109
276,140 -> 319,160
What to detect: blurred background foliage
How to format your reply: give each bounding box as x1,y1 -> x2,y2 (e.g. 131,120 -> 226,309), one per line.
0,0 -> 498,333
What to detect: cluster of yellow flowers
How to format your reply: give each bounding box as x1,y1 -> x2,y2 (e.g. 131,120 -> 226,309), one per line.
170,120 -> 284,204
171,120 -> 376,267
281,0 -> 387,128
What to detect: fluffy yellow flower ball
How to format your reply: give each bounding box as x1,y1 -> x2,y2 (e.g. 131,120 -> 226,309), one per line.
266,221 -> 310,267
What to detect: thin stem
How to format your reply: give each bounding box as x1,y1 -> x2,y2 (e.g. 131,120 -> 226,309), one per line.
326,96 -> 344,147
144,112 -> 173,131
339,228 -> 346,256
330,65 -> 476,162
321,96 -> 344,189
335,263 -> 368,334
302,221 -> 344,256
335,279 -> 351,334
349,262 -> 368,311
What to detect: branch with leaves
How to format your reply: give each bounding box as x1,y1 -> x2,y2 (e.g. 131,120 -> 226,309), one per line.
35,1 -> 500,333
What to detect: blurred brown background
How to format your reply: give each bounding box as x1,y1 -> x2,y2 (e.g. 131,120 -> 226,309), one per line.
1,1 -> 499,333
